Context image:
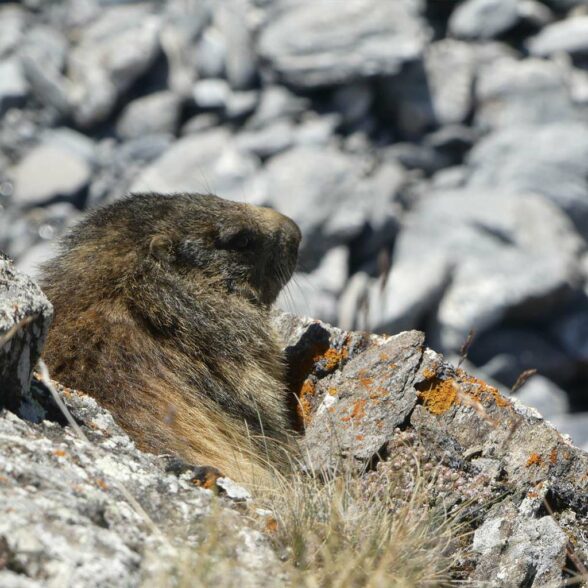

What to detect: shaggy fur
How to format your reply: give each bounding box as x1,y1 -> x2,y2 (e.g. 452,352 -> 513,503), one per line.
41,193 -> 301,485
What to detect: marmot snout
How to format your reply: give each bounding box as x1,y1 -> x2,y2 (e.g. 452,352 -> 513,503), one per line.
41,193 -> 301,485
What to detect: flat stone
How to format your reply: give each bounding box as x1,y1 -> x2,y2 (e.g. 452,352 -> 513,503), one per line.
116,91 -> 181,140
0,59 -> 29,116
449,0 -> 519,40
11,145 -> 91,206
528,16 -> 588,57
257,0 -> 430,88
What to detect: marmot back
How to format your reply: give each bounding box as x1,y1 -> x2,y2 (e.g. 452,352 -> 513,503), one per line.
41,192 -> 301,486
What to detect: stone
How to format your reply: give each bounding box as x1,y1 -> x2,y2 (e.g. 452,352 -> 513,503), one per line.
131,128 -> 261,203
247,86 -> 309,130
425,39 -> 475,125
551,308 -> 588,362
0,60 -> 29,116
369,190 -> 583,351
449,0 -> 519,40
513,374 -> 570,420
116,91 -> 181,140
257,0 -> 430,88
10,144 -> 92,207
68,5 -> 162,127
259,146 -> 375,268
550,413 -> 588,451
528,16 -> 588,57
0,257 -> 52,416
236,120 -> 295,159
466,124 -> 588,237
475,57 -> 580,130
0,5 -> 27,58
192,78 -> 230,110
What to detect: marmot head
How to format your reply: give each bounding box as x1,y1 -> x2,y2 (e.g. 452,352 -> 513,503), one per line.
55,192 -> 301,307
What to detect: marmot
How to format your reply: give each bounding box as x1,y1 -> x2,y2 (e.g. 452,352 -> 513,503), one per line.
41,192 -> 301,486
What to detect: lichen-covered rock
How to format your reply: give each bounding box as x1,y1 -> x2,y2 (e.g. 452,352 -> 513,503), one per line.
274,312 -> 588,584
0,256 -> 52,418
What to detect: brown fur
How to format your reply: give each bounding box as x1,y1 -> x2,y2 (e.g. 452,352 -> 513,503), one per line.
41,193 -> 301,486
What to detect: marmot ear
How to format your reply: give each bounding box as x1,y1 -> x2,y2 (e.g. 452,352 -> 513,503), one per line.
149,235 -> 174,263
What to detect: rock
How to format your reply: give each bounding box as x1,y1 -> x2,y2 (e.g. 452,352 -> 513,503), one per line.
68,5 -> 162,127
425,39 -> 475,126
15,240 -> 58,280
528,15 -> 588,57
513,374 -> 570,420
0,5 -> 27,58
192,78 -> 230,109
331,83 -> 373,127
0,388 -> 281,587
116,91 -> 181,140
237,120 -> 296,159
475,57 -> 579,130
449,0 -> 519,40
0,59 -> 29,116
194,27 -> 227,80
10,144 -> 91,207
551,308 -> 588,362
466,124 -> 588,236
247,86 -> 309,130
369,190 -> 583,350
131,128 -> 261,203
259,146 -> 378,268
40,127 -> 96,165
217,3 -> 258,90
257,0 -> 430,88
469,328 -> 577,386
0,257 -> 52,416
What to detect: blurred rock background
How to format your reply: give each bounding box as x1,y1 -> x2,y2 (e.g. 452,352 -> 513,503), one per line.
0,0 -> 587,447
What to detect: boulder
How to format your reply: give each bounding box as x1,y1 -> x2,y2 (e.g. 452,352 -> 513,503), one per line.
257,0 -> 430,88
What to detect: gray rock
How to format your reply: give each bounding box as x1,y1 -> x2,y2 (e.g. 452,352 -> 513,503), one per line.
551,308 -> 588,361
15,241 -> 58,280
247,86 -> 309,130
192,78 -> 231,109
528,15 -> 588,57
331,83 -> 373,127
425,39 -> 475,126
10,144 -> 92,207
116,91 -> 181,140
225,90 -> 259,119
0,5 -> 27,58
257,0 -> 430,88
68,5 -> 162,127
467,124 -> 588,236
40,127 -> 96,165
449,0 -> 519,40
0,388 -> 281,587
194,27 -> 227,80
0,59 -> 29,115
237,119 -> 295,159
131,128 -> 262,203
217,3 -> 258,90
0,257 -> 52,415
370,190 -> 583,350
259,146 -> 378,267
475,57 -> 580,130
513,375 -> 570,420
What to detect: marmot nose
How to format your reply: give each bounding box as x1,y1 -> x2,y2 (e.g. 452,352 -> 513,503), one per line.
257,206 -> 302,249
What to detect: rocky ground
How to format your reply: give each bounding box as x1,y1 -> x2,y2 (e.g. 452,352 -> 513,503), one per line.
1,0 -> 588,447
1,254 -> 587,586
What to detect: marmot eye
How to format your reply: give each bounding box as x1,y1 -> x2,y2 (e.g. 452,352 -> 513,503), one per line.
216,230 -> 254,251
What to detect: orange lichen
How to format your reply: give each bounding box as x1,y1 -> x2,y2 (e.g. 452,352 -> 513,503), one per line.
417,378 -> 457,415
315,346 -> 349,371
95,478 -> 109,490
327,387 -> 338,396
342,399 -> 367,423
355,434 -> 364,441
526,453 -> 543,467
265,518 -> 278,534
456,369 -> 510,408
52,449 -> 67,458
297,379 -> 316,424
359,377 -> 373,389
550,448 -> 558,465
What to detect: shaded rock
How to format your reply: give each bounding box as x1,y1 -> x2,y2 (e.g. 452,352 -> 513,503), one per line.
551,413 -> 588,451
0,59 -> 29,116
247,86 -> 309,130
10,144 -> 91,207
528,15 -> 588,57
68,5 -> 162,127
469,328 -> 577,386
131,128 -> 261,202
514,374 -> 570,420
0,257 -> 52,416
116,91 -> 181,140
449,0 -> 519,40
475,57 -> 580,130
257,0 -> 430,88
551,307 -> 588,362
466,123 -> 588,236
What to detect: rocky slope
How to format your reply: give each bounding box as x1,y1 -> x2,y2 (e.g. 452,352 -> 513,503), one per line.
1,0 -> 588,448
1,256 -> 587,586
